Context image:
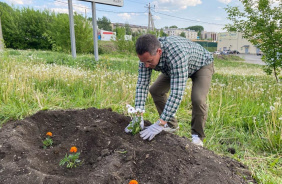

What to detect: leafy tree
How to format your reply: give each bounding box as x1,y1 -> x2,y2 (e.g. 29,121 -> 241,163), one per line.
124,23 -> 132,35
186,25 -> 204,38
169,25 -> 178,28
225,0 -> 282,82
19,8 -> 52,49
0,3 -> 52,50
159,28 -> 167,37
114,26 -> 126,40
186,25 -> 204,32
0,8 -> 5,50
97,16 -> 112,31
44,13 -> 70,52
0,2 -> 21,49
180,32 -> 186,38
74,13 -> 93,54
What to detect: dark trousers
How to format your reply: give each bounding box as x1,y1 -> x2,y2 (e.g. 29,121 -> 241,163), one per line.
149,63 -> 214,139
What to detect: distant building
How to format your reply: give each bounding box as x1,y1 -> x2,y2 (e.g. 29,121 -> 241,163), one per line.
163,28 -> 197,40
201,31 -> 217,41
217,32 -> 261,54
99,30 -> 116,41
111,23 -> 148,33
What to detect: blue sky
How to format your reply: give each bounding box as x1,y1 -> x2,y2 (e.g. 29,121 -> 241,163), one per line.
1,0 -> 245,32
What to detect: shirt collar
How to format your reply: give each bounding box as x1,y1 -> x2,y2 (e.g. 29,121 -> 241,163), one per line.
154,43 -> 165,70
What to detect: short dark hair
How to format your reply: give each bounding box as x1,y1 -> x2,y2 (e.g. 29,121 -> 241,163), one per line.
135,34 -> 161,55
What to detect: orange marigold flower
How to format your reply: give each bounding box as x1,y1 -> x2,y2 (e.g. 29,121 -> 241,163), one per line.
46,132 -> 52,137
129,180 -> 138,184
70,146 -> 77,153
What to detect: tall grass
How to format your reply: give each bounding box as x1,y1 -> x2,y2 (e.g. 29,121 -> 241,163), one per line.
0,49 -> 281,183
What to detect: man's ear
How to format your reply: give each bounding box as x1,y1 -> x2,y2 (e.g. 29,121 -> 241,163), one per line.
157,48 -> 162,56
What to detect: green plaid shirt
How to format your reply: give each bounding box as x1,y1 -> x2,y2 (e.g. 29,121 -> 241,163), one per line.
135,36 -> 213,122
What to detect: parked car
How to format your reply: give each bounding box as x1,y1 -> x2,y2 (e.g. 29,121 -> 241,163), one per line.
213,51 -> 221,55
257,51 -> 263,56
221,50 -> 229,55
230,50 -> 240,54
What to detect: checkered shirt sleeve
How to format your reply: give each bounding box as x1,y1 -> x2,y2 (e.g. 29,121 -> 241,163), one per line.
134,62 -> 152,111
159,49 -> 189,122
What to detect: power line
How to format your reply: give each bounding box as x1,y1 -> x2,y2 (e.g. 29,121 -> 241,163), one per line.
153,11 -> 225,26
127,0 -> 147,5
53,0 -> 145,14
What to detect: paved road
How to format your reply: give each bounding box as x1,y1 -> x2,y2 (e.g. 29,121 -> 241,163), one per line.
237,54 -> 265,65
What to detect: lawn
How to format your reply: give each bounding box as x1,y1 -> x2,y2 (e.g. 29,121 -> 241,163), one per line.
0,49 -> 281,183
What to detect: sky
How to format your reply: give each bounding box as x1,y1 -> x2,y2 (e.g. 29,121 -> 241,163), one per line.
1,0 -> 246,32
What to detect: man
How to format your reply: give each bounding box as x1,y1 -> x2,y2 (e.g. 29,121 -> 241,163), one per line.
128,34 -> 214,146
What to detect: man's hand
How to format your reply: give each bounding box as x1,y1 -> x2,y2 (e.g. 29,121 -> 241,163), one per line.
140,120 -> 167,141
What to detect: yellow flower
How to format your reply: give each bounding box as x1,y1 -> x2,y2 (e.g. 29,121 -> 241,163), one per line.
46,132 -> 52,137
70,146 -> 77,153
129,180 -> 138,184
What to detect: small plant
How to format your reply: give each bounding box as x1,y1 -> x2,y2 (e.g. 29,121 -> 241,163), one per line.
126,104 -> 144,135
42,132 -> 53,149
59,146 -> 82,168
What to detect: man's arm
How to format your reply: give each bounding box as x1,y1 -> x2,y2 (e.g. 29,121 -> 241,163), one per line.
135,62 -> 152,111
160,59 -> 189,122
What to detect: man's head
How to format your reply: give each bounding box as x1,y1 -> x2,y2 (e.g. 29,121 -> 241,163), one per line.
135,34 -> 162,69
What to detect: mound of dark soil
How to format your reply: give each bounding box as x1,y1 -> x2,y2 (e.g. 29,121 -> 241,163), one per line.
0,108 -> 255,184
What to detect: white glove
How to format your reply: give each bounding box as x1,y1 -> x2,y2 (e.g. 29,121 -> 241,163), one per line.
125,116 -> 144,133
140,120 -> 167,141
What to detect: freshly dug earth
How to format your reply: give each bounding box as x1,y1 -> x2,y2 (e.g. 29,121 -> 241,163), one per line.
0,108 -> 256,184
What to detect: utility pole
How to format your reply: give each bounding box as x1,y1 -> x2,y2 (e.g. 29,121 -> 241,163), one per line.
68,0 -> 76,58
146,3 -> 155,33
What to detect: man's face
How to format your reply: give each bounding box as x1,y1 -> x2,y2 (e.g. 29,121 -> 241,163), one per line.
138,48 -> 162,69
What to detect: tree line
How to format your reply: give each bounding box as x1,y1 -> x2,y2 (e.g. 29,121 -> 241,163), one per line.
0,2 -> 95,53
0,2 -> 150,54
0,2 -> 205,54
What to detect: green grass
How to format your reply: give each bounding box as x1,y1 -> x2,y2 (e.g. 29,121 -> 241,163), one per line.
0,49 -> 281,183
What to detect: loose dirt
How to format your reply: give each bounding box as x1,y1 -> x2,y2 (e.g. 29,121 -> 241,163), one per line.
0,107 -> 256,184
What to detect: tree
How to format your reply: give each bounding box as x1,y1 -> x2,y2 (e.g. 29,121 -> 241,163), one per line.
186,25 -> 204,38
225,0 -> 282,82
169,25 -> 178,28
159,28 -> 167,37
97,16 -> 112,31
180,32 -> 186,38
0,2 -> 21,49
124,23 -> 132,35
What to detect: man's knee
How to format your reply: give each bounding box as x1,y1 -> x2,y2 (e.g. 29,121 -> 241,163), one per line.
149,86 -> 160,97
192,97 -> 205,106
192,98 -> 207,112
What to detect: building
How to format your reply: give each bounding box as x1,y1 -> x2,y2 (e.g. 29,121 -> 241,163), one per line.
217,32 -> 260,54
163,28 -> 197,40
111,23 -> 148,33
201,31 -> 217,41
98,30 -> 116,41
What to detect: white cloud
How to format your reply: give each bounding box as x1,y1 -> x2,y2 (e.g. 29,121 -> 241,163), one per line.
214,17 -> 222,21
50,1 -> 87,15
50,8 -> 68,14
217,0 -> 232,4
153,0 -> 202,11
153,15 -> 161,20
6,0 -> 33,5
117,13 -> 138,20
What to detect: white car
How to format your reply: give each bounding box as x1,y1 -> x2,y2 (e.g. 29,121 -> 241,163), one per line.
214,51 -> 221,55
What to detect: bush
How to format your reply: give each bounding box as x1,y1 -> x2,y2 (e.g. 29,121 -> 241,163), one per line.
98,41 -> 117,55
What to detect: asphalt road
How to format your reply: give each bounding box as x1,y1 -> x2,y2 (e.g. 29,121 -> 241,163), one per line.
237,54 -> 265,65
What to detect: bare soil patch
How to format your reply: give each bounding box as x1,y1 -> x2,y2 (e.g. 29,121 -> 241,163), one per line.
0,107 -> 256,184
